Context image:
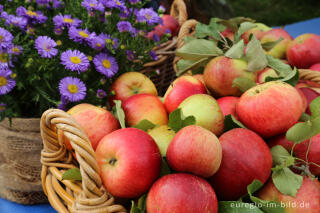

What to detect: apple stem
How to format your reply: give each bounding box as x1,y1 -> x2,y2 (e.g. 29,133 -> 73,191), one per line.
108,157 -> 117,165
291,165 -> 314,178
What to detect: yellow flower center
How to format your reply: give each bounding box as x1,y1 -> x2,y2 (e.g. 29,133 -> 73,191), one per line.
0,105 -> 5,111
63,18 -> 74,23
26,10 -> 38,17
87,56 -> 93,61
102,59 -> 111,69
0,35 -> 3,42
12,47 -> 20,53
79,31 -> 89,38
56,40 -> 62,46
0,77 -> 7,87
89,3 -> 96,7
115,0 -> 121,5
106,39 -> 112,44
145,14 -> 152,20
70,56 -> 82,64
96,43 -> 102,47
120,45 -> 125,49
10,73 -> 17,78
0,53 -> 7,63
67,84 -> 78,94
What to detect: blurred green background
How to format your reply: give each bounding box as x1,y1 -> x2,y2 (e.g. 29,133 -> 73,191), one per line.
227,0 -> 320,26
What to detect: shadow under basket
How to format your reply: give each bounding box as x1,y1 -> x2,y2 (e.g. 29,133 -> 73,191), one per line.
0,118 -> 47,204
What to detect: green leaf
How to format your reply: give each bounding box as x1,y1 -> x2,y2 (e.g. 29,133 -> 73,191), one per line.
262,38 -> 284,51
286,121 -> 315,144
279,67 -> 299,86
182,36 -> 196,44
160,158 -> 171,177
232,77 -> 257,92
62,168 -> 82,181
270,145 -> 295,168
224,114 -> 247,132
219,201 -> 264,213
245,36 -> 268,72
310,96 -> 320,120
176,39 -> 223,61
133,119 -> 156,132
130,195 -> 147,213
216,17 -> 255,32
194,22 -> 220,40
266,55 -> 292,77
272,168 -> 303,196
299,112 -> 311,122
176,58 -> 209,76
209,18 -> 226,33
247,179 -> 264,195
225,39 -> 245,59
234,22 -> 256,43
112,100 -> 126,129
168,108 -> 196,132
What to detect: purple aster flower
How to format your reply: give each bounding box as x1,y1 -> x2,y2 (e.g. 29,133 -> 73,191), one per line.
36,0 -> 50,6
128,0 -> 140,4
149,50 -> 158,61
101,0 -> 125,10
0,52 -> 9,69
93,53 -> 118,77
130,27 -> 138,37
60,50 -> 90,73
117,21 -> 132,32
68,27 -> 91,44
158,5 -> 166,13
57,96 -> 68,111
0,28 -> 13,51
126,50 -> 135,61
53,14 -> 82,29
112,38 -> 119,49
0,69 -> 16,95
96,89 -> 106,98
0,5 -> 3,13
0,11 -> 8,20
119,7 -> 129,19
153,34 -> 160,42
53,0 -> 64,8
7,15 -> 28,30
59,77 -> 86,102
35,36 -> 58,58
16,6 -> 47,24
9,46 -> 23,55
0,103 -> 6,112
82,0 -> 104,12
136,8 -> 162,25
88,33 -> 106,51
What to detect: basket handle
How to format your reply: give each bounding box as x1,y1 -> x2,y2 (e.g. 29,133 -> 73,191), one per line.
40,109 -> 126,212
170,0 -> 188,26
299,69 -> 320,85
176,19 -> 198,48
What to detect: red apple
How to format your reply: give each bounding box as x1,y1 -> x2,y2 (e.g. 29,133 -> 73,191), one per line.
242,22 -> 271,43
310,63 -> 320,72
163,75 -> 207,113
109,72 -> 158,105
178,94 -> 224,136
210,128 -> 272,200
221,28 -> 234,41
167,125 -> 222,177
216,96 -> 239,118
96,128 -> 161,198
261,28 -> 293,59
268,134 -> 320,176
66,103 -> 119,150
122,94 -> 168,126
258,177 -> 320,213
236,81 -> 304,138
148,125 -> 176,157
287,33 -> 320,68
192,74 -> 205,85
147,14 -> 180,39
298,87 -> 319,115
295,87 -> 308,112
204,56 -> 257,97
146,173 -> 218,213
257,68 -> 278,84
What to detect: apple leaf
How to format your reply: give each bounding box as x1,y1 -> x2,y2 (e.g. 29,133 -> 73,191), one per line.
299,112 -> 311,122
175,39 -> 223,61
160,157 -> 171,177
216,17 -> 255,32
62,168 -> 82,181
176,58 -> 209,77
225,39 -> 245,59
168,108 -> 196,133
130,194 -> 147,213
112,100 -> 126,129
270,145 -> 295,168
219,201 -> 264,213
266,55 -> 292,77
224,114 -> 247,132
245,36 -> 268,72
182,36 -> 196,44
133,119 -> 156,132
234,22 -> 256,43
262,38 -> 284,51
232,77 -> 257,92
310,96 -> 320,120
272,168 -> 303,197
286,121 -> 316,144
194,22 -> 220,40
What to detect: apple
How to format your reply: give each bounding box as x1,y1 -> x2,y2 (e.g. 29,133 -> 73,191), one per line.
257,68 -> 278,84
310,63 -> 320,72
258,177 -> 320,212
146,173 -> 218,213
236,81 -> 304,138
178,94 -> 224,136
210,128 -> 272,200
268,134 -> 320,176
261,28 -> 293,59
298,87 -> 319,115
287,33 -> 320,68
65,103 -> 119,150
221,28 -> 234,41
109,72 -> 158,105
216,96 -> 239,118
167,125 -> 222,177
148,125 -> 176,157
204,56 -> 256,97
295,87 -> 308,112
192,74 -> 205,85
147,14 -> 180,39
242,22 -> 271,43
122,94 -> 168,126
95,128 -> 161,198
163,75 -> 207,113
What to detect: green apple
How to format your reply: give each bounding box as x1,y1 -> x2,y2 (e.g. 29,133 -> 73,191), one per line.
148,125 -> 176,157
